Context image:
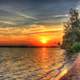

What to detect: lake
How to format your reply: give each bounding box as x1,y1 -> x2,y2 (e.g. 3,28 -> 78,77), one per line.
0,47 -> 78,80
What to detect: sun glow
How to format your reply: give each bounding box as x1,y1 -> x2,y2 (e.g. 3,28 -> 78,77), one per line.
39,36 -> 50,44
40,38 -> 48,44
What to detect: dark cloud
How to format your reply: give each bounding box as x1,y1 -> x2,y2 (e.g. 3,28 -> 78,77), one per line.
0,0 -> 79,3
0,0 -> 79,26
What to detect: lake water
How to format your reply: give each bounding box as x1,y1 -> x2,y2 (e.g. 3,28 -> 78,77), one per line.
0,48 -> 77,80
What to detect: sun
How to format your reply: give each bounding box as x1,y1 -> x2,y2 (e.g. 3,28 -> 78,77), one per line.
39,36 -> 49,44
40,38 -> 48,44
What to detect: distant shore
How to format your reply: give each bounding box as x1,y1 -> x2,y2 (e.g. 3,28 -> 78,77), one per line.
0,45 -> 60,48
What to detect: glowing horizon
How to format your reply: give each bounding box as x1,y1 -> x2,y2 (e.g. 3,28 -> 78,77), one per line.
0,24 -> 64,46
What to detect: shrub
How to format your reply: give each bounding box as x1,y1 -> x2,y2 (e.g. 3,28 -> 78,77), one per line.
70,42 -> 80,53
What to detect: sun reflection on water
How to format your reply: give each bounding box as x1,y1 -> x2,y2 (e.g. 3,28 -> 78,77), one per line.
0,48 -> 70,80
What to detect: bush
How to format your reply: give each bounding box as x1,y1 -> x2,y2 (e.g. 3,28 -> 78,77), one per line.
70,42 -> 80,53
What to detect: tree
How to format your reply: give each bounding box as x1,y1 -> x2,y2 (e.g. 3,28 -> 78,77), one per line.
62,8 -> 80,52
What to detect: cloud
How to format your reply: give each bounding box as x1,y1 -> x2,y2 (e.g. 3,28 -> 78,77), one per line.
0,20 -> 16,25
0,0 -> 78,25
16,12 -> 37,20
0,9 -> 38,26
0,24 -> 63,36
52,14 -> 69,18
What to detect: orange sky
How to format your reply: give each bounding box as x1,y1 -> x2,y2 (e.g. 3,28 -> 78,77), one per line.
0,24 -> 64,46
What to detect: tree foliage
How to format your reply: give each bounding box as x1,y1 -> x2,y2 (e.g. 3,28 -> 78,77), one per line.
62,8 -> 80,53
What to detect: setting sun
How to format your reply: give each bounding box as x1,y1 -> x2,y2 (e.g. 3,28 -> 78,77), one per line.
39,36 -> 51,44
40,37 -> 49,44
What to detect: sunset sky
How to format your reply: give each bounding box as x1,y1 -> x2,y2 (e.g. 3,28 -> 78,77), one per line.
0,0 -> 79,46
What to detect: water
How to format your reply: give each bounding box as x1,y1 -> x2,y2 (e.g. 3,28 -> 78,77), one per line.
0,48 -> 76,80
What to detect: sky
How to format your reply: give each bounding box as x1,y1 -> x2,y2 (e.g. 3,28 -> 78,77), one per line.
0,0 -> 79,46
0,0 -> 79,26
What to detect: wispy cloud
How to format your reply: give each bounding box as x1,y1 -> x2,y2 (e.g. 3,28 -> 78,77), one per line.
0,24 -> 63,36
0,0 -> 78,26
16,12 -> 37,20
52,14 -> 69,18
0,20 -> 16,25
